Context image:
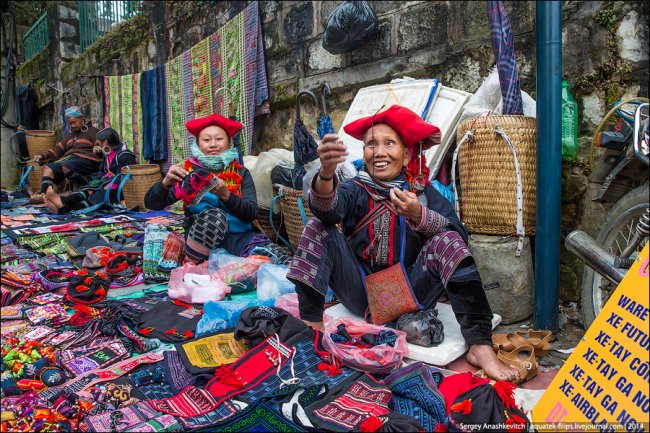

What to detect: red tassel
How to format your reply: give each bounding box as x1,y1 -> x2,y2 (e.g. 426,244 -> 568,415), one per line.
317,362 -> 342,377
96,287 -> 106,297
184,331 -> 194,339
433,423 -> 448,432
165,327 -> 177,335
451,398 -> 472,415
359,416 -> 383,432
76,284 -> 89,293
140,328 -> 153,335
83,277 -> 93,284
494,380 -> 517,409
215,365 -> 244,388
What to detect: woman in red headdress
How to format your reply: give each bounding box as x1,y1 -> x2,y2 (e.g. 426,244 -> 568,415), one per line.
286,105 -> 519,382
144,113 -> 290,264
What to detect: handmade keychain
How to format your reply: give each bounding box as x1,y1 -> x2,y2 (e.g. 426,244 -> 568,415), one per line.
413,142 -> 428,207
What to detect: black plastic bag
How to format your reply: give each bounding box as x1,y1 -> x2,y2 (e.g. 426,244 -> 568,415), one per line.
322,1 -> 379,54
271,165 -> 295,189
396,309 -> 444,347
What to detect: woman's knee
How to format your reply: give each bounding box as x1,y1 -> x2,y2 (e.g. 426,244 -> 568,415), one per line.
185,208 -> 230,262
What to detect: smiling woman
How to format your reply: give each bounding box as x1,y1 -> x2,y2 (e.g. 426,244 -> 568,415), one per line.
287,105 -> 524,384
144,113 -> 291,266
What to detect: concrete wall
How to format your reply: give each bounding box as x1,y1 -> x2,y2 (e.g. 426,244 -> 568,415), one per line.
13,0 -> 650,302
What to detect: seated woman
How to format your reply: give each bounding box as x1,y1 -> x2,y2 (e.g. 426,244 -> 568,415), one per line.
34,106 -> 100,195
44,127 -> 136,213
144,113 -> 289,264
287,105 -> 519,382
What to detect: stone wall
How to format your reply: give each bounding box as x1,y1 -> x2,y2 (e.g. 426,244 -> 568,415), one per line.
12,0 -> 650,303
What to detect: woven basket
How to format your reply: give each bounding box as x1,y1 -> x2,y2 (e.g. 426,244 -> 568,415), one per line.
254,206 -> 285,243
454,115 -> 536,236
26,162 -> 43,194
25,130 -> 56,158
277,186 -> 313,251
121,164 -> 162,210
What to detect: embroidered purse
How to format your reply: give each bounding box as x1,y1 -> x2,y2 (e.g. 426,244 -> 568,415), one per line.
348,188 -> 423,326
363,216 -> 423,325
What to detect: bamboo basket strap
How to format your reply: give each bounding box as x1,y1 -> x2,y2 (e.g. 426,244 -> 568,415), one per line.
452,126 -> 526,256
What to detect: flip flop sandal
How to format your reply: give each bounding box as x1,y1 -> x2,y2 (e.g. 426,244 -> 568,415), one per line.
491,332 -> 529,352
515,330 -> 552,356
497,345 -> 538,385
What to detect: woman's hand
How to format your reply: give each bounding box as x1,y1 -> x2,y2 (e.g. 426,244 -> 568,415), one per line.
390,188 -> 422,225
211,177 -> 231,201
317,133 -> 347,179
33,155 -> 43,163
162,164 -> 189,188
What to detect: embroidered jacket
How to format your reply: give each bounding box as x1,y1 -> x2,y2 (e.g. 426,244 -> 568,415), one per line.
309,175 -> 467,273
39,122 -> 100,163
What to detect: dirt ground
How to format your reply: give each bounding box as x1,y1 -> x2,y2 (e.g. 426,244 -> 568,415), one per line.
493,301 -> 587,370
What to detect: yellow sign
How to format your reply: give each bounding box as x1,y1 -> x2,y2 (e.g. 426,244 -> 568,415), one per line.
532,244 -> 650,432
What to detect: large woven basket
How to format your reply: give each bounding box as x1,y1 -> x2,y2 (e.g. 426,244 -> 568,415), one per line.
25,130 -> 56,158
277,186 -> 313,251
26,162 -> 43,194
254,206 -> 285,244
121,164 -> 162,210
454,115 -> 536,236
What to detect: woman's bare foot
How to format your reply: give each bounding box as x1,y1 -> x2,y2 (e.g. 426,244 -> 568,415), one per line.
466,344 -> 520,382
43,196 -> 59,214
44,186 -> 63,211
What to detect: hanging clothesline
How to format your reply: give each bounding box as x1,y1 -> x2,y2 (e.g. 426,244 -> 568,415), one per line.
103,1 -> 269,166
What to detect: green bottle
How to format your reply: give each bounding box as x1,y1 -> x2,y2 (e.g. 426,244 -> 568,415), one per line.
561,80 -> 578,160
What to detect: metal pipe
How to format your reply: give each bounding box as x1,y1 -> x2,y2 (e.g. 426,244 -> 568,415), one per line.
565,231 -> 626,285
535,1 -> 563,331
633,103 -> 649,166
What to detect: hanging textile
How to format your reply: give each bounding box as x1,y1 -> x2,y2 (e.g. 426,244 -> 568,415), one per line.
141,64 -> 169,162
103,2 -> 268,170
104,74 -> 144,162
487,0 -> 523,115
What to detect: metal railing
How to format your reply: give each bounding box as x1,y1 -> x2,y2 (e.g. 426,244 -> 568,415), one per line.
22,13 -> 49,61
78,1 -> 142,52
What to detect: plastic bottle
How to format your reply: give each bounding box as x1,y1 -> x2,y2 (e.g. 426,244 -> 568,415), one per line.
561,80 -> 579,160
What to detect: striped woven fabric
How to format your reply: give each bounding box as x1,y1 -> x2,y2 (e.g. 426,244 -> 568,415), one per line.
104,2 -> 268,168
104,74 -> 144,162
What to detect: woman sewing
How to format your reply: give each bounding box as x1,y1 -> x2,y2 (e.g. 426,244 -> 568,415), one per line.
144,113 -> 289,264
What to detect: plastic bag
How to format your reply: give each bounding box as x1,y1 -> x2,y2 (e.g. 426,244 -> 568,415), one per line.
196,298 -> 275,337
256,264 -> 295,301
271,165 -> 294,189
168,261 -> 231,304
322,1 -> 379,54
274,293 -> 301,319
247,149 -> 294,210
460,67 -> 537,123
322,317 -> 408,374
274,292 -> 333,324
208,249 -> 270,293
395,309 -> 444,347
431,180 -> 455,205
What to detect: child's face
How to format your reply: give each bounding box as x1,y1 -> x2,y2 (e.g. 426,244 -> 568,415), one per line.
197,126 -> 231,156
